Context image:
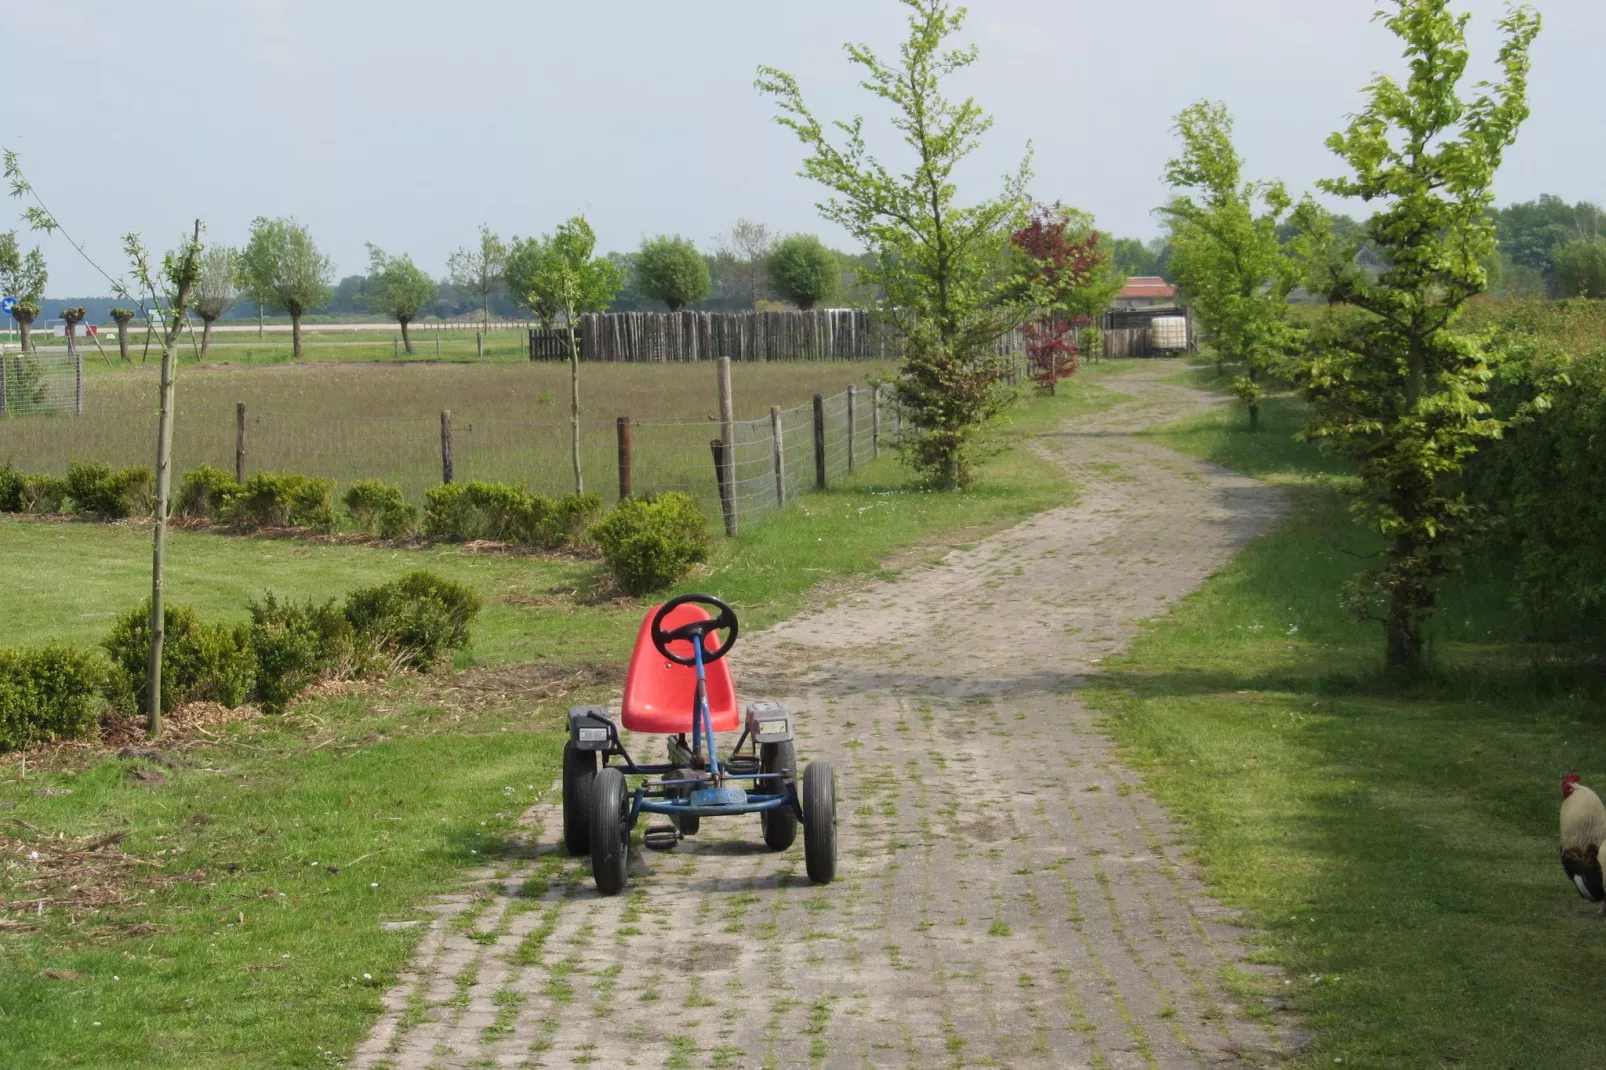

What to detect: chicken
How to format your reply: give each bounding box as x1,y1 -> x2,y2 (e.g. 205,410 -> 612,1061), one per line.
1561,774 -> 1606,913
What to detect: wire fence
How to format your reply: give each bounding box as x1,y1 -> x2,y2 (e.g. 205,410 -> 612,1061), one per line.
0,349 -> 79,418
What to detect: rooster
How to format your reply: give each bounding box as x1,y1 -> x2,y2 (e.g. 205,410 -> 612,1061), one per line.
1561,774 -> 1606,913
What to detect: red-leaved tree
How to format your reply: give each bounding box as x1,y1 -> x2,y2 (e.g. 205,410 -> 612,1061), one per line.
1022,317 -> 1078,391
1011,202 -> 1112,394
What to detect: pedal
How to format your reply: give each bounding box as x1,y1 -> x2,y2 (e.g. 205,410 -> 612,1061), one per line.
643,824 -> 681,851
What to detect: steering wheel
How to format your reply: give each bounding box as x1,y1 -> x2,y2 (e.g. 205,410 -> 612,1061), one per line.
651,594 -> 739,667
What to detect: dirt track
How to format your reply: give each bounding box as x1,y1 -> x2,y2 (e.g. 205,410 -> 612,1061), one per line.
352,363 -> 1294,1069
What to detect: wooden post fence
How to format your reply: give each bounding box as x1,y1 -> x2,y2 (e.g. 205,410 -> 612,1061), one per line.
440,410 -> 454,484
710,439 -> 736,537
846,385 -> 856,475
770,405 -> 785,507
235,403 -> 247,483
871,384 -> 880,460
812,394 -> 826,489
616,416 -> 633,500
716,357 -> 736,536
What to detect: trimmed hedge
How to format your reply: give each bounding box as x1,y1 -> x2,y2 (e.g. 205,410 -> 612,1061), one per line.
423,480 -> 601,549
249,593 -> 354,712
343,480 -> 418,539
588,492 -> 710,595
222,472 -> 336,532
65,460 -> 153,519
0,644 -> 106,752
177,464 -> 239,519
344,570 -> 482,670
103,601 -> 255,715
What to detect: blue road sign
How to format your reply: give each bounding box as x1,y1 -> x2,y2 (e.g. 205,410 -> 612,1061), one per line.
0,297 -> 16,315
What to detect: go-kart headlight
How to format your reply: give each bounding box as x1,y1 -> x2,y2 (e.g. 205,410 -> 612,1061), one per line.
759,719 -> 789,737
577,727 -> 609,743
568,705 -> 614,750
746,702 -> 794,743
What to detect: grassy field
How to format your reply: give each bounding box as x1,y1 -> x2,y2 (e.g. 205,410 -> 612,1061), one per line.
0,370 -> 1128,1069
0,356 -> 900,511
31,326 -> 536,365
1085,370 -> 1606,1068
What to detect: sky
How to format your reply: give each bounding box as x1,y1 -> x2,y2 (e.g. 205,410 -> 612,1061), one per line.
5,0 -> 1601,295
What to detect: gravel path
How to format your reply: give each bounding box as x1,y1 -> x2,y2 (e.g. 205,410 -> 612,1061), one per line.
352,362 -> 1294,1069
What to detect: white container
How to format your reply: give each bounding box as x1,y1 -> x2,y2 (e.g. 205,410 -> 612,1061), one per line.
1150,316 -> 1188,351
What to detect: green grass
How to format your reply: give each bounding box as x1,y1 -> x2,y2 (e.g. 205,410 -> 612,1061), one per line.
0,368 -> 1128,1068
1087,369 -> 1606,1068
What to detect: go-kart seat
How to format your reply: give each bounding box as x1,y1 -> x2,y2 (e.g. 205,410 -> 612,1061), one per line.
620,602 -> 741,735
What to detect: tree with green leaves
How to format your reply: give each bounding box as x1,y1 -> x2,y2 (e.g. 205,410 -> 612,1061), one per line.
1553,237 -> 1606,298
505,216 -> 623,493
0,231 -> 47,354
1161,100 -> 1301,428
238,217 -> 333,360
447,225 -> 507,346
633,236 -> 710,312
766,234 -> 840,310
192,245 -> 239,361
365,245 -> 437,354
1292,0 -> 1540,670
716,219 -> 777,308
757,0 -> 1031,488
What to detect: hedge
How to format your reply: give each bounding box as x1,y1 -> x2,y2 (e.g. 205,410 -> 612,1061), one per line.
588,492 -> 710,595
0,644 -> 106,752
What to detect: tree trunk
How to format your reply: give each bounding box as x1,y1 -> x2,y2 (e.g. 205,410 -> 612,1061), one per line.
569,324 -> 583,495
15,314 -> 33,355
1248,402 -> 1260,431
257,301 -> 264,340
291,310 -> 304,360
1384,533 -> 1422,670
400,318 -> 414,355
199,316 -> 215,361
116,320 -> 131,362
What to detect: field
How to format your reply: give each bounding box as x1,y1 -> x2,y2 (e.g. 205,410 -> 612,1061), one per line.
0,351 -> 899,516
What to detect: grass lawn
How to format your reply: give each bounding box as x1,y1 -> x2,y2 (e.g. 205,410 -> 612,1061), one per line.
1085,370 -> 1606,1068
0,367 -> 1129,1068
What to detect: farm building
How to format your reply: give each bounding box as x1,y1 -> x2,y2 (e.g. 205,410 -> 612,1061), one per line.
1112,276 -> 1178,309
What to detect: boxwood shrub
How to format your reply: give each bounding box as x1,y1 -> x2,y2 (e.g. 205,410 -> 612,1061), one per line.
588,492 -> 710,595
102,601 -> 255,714
0,644 -> 106,752
222,472 -> 336,532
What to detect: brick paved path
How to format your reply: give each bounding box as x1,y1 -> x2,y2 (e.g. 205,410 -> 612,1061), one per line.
353,364 -> 1294,1069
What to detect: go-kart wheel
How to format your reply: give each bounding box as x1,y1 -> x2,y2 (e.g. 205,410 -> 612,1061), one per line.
562,741 -> 597,857
760,740 -> 798,851
802,759 -> 837,885
663,767 -> 700,836
590,767 -> 630,896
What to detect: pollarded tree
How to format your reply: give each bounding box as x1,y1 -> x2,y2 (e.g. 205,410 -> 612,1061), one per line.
109,307 -> 135,362
758,0 -> 1032,488
1293,0 -> 1541,670
766,235 -> 840,310
1161,100 -> 1302,429
193,245 -> 239,361
239,216 -> 333,360
365,245 -> 437,354
447,225 -> 507,345
0,231 -> 47,354
634,236 -> 710,312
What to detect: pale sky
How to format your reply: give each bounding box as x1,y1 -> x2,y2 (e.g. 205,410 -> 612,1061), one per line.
6,0 -> 1600,294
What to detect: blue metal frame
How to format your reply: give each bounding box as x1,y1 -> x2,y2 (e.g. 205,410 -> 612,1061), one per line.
609,632 -> 800,831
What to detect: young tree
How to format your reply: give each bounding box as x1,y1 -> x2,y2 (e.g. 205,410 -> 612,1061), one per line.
447,225 -> 507,344
1293,0 -> 1540,670
1009,203 -> 1116,393
506,216 -> 623,493
365,245 -> 437,354
0,231 -> 47,354
716,219 -> 777,308
633,236 -> 711,312
1161,101 -> 1301,428
757,0 -> 1032,488
238,216 -> 333,360
1553,237 -> 1606,298
766,234 -> 840,310
109,306 -> 135,362
192,245 -> 239,361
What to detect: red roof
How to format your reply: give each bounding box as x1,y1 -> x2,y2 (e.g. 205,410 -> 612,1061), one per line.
1119,276 -> 1176,300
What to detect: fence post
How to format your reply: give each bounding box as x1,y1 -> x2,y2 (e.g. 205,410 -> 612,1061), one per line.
710,439 -> 736,537
235,402 -> 247,483
616,416 -> 632,501
394,337 -> 399,358
871,384 -> 880,460
813,393 -> 826,489
476,331 -> 483,359
771,405 -> 785,507
440,410 -> 454,484
846,385 -> 857,474
435,330 -> 441,359
716,357 -> 736,534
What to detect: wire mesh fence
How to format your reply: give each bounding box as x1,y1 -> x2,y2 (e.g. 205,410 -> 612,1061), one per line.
0,349 -> 79,418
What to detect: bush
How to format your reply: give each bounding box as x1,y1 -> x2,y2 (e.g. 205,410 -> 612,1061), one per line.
17,473 -> 67,515
422,481 -> 598,549
249,592 -> 352,712
588,492 -> 710,595
64,460 -> 154,519
343,480 -> 417,539
102,601 -> 255,714
343,570 -> 482,670
222,472 -> 336,532
177,464 -> 240,519
0,463 -> 21,512
0,644 -> 106,752
546,492 -> 604,548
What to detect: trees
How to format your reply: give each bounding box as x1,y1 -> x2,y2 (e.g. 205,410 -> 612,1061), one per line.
505,216 -> 623,493
1553,237 -> 1606,298
766,235 -> 840,310
365,245 -> 437,353
1488,194 -> 1604,287
716,219 -> 777,308
0,231 -> 47,354
633,236 -> 711,312
1009,203 -> 1118,393
757,0 -> 1031,488
109,307 -> 135,362
447,225 -> 506,345
1161,100 -> 1301,429
1293,0 -> 1540,670
192,245 -> 239,361
238,217 -> 333,360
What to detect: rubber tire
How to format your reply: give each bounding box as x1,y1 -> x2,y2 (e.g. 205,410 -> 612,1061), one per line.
802,759 -> 837,885
590,767 -> 630,896
760,741 -> 798,851
664,767 -> 700,836
561,741 -> 597,857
